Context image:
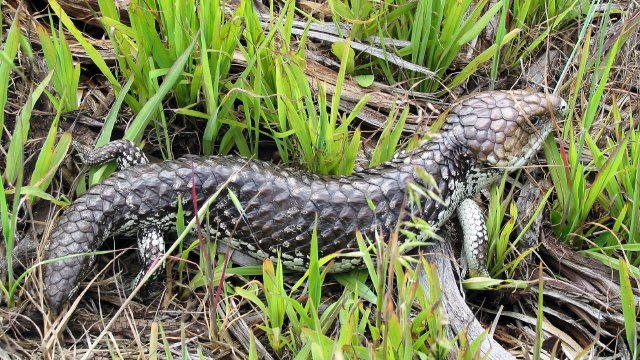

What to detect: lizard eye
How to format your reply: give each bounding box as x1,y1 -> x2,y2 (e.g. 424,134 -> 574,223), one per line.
559,99 -> 567,114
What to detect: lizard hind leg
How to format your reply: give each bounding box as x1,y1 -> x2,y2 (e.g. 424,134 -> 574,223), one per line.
73,139 -> 149,170
132,226 -> 166,289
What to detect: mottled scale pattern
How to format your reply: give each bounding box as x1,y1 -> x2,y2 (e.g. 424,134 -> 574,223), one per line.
44,90 -> 566,313
457,199 -> 489,277
74,139 -> 149,168
133,226 -> 165,287
442,90 -> 566,167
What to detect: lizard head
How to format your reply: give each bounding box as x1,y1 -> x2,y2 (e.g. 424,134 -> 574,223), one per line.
444,90 -> 566,169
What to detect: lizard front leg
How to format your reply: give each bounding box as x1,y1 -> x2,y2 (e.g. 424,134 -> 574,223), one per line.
457,198 -> 490,277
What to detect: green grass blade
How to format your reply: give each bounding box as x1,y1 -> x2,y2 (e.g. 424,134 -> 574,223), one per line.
0,8 -> 21,132
124,33 -> 198,143
619,259 -> 638,357
5,72 -> 53,183
47,0 -> 140,111
87,76 -> 134,183
447,29 -> 519,90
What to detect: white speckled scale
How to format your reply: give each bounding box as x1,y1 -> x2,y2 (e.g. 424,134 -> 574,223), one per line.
457,199 -> 490,277
133,226 -> 166,287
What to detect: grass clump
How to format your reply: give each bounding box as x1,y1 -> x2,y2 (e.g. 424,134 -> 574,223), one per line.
544,11 -> 640,269
233,223 -> 464,358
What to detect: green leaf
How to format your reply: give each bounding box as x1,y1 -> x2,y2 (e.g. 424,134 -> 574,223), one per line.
19,186 -> 69,207
331,41 -> 355,74
354,74 -> 375,87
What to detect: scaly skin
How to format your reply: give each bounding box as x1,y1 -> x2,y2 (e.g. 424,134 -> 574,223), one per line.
44,90 -> 566,313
